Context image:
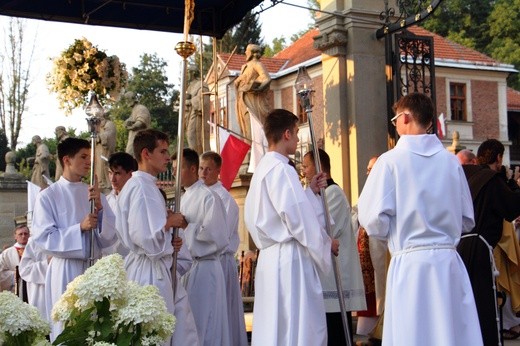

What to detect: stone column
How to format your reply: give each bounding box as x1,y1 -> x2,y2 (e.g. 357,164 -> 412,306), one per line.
315,0 -> 389,203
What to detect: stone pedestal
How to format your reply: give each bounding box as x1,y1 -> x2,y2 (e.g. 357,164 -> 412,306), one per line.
316,0 -> 390,204
229,173 -> 255,253
0,176 -> 27,248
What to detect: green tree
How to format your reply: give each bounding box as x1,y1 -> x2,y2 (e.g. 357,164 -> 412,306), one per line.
0,18 -> 35,150
421,0 -> 493,52
0,128 -> 8,171
264,37 -> 287,58
486,0 -> 520,90
421,0 -> 520,90
110,53 -> 179,150
232,11 -> 263,54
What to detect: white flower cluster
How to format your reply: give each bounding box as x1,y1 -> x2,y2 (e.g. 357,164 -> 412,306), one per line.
52,253 -> 127,321
52,254 -> 175,345
114,281 -> 176,340
46,37 -> 128,115
0,291 -> 51,345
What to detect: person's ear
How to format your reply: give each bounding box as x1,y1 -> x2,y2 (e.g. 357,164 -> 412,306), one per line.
141,148 -> 150,161
62,155 -> 71,166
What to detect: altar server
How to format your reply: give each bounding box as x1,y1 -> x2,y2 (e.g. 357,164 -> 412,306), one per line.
31,137 -> 117,340
244,108 -> 337,346
173,148 -> 230,346
199,151 -> 248,346
358,93 -> 482,346
19,237 -> 49,319
116,129 -> 199,346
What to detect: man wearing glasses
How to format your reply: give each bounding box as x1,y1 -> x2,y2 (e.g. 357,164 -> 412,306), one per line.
0,224 -> 30,294
358,93 -> 482,345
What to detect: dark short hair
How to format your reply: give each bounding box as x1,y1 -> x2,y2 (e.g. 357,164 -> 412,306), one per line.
477,139 -> 504,165
108,152 -> 137,172
58,137 -> 90,167
304,148 -> 331,174
182,148 -> 199,169
264,109 -> 299,145
171,148 -> 199,168
200,151 -> 222,169
392,93 -> 434,129
133,129 -> 169,162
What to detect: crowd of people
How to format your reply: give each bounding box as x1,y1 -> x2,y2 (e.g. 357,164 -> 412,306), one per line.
1,93 -> 520,346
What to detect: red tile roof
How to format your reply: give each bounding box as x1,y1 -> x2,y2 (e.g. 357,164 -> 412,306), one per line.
273,28 -> 321,68
407,26 -> 502,67
509,87 -> 520,111
216,25 -> 510,76
218,53 -> 288,74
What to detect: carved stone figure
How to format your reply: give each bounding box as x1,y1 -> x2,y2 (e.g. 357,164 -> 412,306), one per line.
124,92 -> 151,157
234,44 -> 272,140
30,135 -> 50,188
54,126 -> 69,181
185,67 -> 210,154
96,112 -> 116,191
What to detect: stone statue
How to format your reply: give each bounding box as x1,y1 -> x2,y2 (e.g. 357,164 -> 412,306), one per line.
185,67 -> 210,154
234,43 -> 272,140
54,126 -> 69,181
123,91 -> 151,157
30,135 -> 50,188
2,151 -> 22,178
96,112 -> 116,192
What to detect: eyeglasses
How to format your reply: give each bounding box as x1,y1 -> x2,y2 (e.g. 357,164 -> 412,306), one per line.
391,112 -> 407,127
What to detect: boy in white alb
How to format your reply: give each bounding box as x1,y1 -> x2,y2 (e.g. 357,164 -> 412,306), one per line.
31,137 -> 117,340
358,93 -> 482,346
116,129 -> 199,346
244,109 -> 338,346
199,151 -> 248,346
172,148 -> 230,346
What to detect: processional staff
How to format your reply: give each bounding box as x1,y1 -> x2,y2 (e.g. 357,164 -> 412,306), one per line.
295,66 -> 353,346
85,92 -> 104,267
171,0 -> 196,299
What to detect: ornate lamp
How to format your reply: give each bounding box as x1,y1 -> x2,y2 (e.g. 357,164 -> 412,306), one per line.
295,67 -> 353,346
85,92 -> 104,267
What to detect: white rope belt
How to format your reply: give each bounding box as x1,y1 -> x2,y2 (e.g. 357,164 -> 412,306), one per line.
392,244 -> 455,256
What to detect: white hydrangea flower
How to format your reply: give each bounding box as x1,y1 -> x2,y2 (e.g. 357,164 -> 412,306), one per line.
114,282 -> 175,343
141,334 -> 165,346
33,336 -> 52,346
0,291 -> 51,341
92,342 -> 117,346
51,272 -> 83,321
73,254 -> 128,311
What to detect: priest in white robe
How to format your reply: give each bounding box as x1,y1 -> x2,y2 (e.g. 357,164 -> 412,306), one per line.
0,224 -> 30,293
31,137 -> 117,341
302,149 -> 366,344
116,130 -> 200,346
358,93 -> 482,346
244,109 -> 336,346
173,148 -> 230,346
199,151 -> 248,346
19,237 -> 49,320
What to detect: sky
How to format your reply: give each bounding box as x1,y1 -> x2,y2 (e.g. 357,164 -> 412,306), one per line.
0,0 -> 314,148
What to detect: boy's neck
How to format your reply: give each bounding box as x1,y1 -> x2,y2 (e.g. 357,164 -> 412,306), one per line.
62,170 -> 83,183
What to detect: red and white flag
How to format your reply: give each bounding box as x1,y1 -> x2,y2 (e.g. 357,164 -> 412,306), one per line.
437,113 -> 446,139
219,127 -> 251,190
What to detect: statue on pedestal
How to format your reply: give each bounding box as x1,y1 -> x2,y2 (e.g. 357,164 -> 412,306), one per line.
54,126 -> 69,181
30,135 -> 50,188
123,91 -> 151,157
234,44 -> 272,140
185,67 -> 210,154
96,112 -> 116,191
2,151 -> 23,178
